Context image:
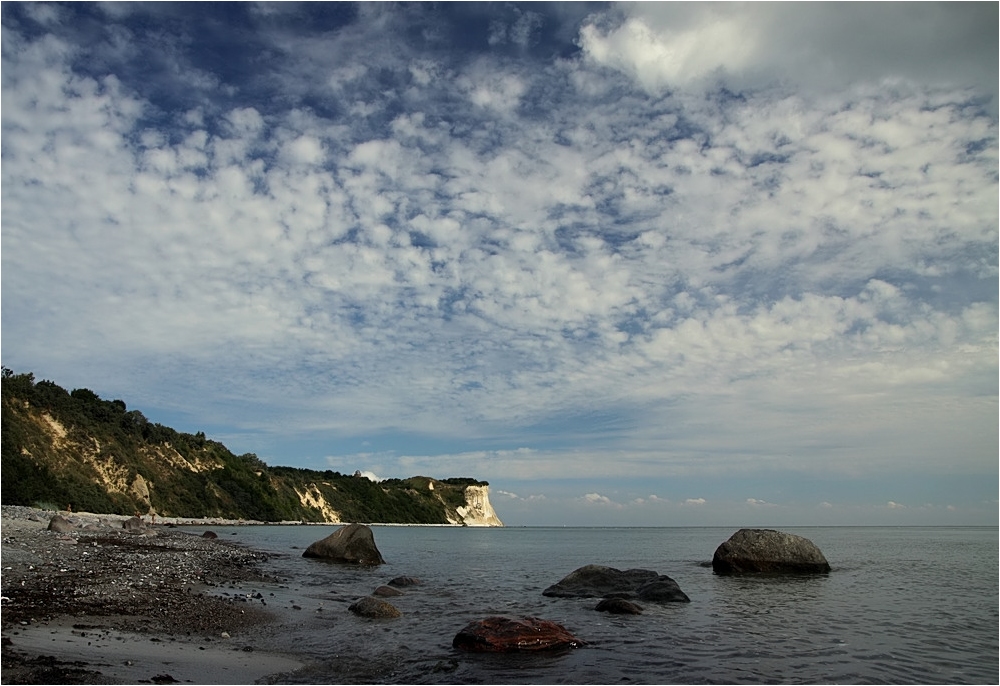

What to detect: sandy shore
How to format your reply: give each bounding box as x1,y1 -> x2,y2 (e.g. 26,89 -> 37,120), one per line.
1,506 -> 306,684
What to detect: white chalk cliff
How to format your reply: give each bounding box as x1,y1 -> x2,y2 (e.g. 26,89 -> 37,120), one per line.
455,484 -> 504,527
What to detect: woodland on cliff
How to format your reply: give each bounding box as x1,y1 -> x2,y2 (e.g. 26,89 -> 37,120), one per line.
1,368 -> 486,523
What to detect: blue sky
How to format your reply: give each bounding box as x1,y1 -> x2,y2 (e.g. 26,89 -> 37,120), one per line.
2,2 -> 997,526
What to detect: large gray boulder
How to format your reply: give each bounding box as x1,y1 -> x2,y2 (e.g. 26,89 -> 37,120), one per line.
543,564 -> 690,602
712,528 -> 831,574
302,523 -> 385,565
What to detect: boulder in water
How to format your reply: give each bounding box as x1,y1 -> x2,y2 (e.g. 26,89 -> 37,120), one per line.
542,565 -> 656,598
543,564 -> 689,602
453,616 -> 584,652
349,596 -> 401,618
636,576 -> 690,602
595,598 -> 644,614
302,523 -> 385,565
712,528 -> 831,574
388,576 -> 420,587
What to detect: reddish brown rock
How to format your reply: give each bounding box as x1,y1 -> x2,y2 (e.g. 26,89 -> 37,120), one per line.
373,585 -> 403,597
452,616 -> 585,652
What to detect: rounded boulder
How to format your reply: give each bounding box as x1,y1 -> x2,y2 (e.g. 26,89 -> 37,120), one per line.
302,523 -> 385,565
712,528 -> 831,574
349,596 -> 401,618
47,515 -> 76,533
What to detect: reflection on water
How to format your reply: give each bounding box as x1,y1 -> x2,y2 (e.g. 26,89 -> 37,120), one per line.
202,526 -> 998,684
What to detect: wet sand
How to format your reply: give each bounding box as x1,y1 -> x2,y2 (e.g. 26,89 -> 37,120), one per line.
1,506 -> 306,684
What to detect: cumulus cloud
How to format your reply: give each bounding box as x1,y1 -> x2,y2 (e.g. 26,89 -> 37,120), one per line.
583,492 -> 620,508
580,4 -> 998,96
685,498 -> 706,506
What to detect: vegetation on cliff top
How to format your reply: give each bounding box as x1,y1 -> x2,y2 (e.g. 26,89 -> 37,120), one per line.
1,368 -> 487,523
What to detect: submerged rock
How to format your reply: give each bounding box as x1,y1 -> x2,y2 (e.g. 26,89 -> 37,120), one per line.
388,576 -> 420,587
302,523 -> 385,565
453,616 -> 584,652
712,528 -> 831,574
348,596 -> 401,618
373,585 -> 403,597
543,564 -> 690,602
595,598 -> 643,614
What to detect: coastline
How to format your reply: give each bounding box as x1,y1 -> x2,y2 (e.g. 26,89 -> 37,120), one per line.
0,505 -> 306,684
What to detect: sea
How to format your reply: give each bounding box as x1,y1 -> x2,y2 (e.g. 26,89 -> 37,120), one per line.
196,525 -> 998,684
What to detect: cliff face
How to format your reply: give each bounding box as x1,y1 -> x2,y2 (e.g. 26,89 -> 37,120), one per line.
456,485 -> 504,527
1,370 -> 500,525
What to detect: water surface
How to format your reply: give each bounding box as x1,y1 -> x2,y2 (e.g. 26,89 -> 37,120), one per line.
200,526 -> 997,684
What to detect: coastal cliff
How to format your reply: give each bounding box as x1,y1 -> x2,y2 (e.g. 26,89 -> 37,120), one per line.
1,369 -> 502,526
455,484 -> 504,527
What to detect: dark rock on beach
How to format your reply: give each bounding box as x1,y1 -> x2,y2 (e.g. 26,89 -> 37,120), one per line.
47,515 -> 75,533
595,598 -> 644,614
453,616 -> 585,652
543,564 -> 690,602
712,528 -> 831,574
201,530 -> 219,539
122,516 -> 146,533
348,596 -> 401,618
302,523 -> 385,565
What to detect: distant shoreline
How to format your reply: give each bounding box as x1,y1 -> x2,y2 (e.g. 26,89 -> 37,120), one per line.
4,505 -> 472,528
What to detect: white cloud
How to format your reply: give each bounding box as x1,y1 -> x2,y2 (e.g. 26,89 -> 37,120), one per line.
685,498 -> 706,506
580,4 -> 998,96
582,493 -> 623,509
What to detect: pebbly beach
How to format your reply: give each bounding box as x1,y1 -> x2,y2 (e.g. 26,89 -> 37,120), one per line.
0,505 -> 305,684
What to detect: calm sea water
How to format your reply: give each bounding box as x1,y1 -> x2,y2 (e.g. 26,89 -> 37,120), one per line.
199,526 -> 997,684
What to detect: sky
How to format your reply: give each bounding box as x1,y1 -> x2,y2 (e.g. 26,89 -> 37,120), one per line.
2,2 -> 997,527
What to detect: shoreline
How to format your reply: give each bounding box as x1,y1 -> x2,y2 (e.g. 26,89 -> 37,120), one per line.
5,506 -> 481,528
1,505 -> 307,684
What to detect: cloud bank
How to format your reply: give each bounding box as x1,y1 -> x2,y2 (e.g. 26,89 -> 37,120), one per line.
2,3 -> 996,525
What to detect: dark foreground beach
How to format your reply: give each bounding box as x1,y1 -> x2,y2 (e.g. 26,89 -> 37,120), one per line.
1,506 -> 305,684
